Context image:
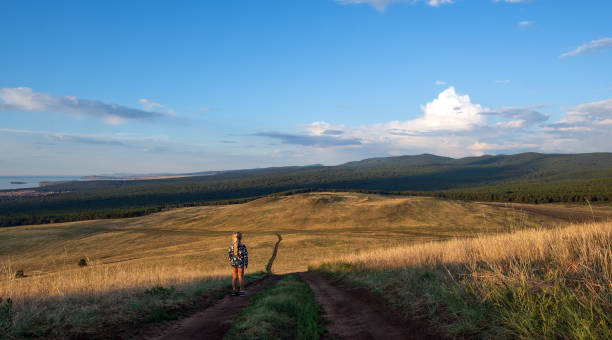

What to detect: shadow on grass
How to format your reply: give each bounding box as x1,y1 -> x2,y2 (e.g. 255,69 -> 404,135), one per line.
1,272 -> 268,339
314,254 -> 611,340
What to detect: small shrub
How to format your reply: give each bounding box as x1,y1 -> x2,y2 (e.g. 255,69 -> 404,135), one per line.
78,258 -> 88,267
15,270 -> 26,278
144,286 -> 175,299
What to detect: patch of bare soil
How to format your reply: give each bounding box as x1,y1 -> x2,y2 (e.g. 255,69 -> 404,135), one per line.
299,271 -> 441,340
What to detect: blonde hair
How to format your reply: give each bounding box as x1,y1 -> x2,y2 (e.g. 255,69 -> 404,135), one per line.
232,231 -> 242,257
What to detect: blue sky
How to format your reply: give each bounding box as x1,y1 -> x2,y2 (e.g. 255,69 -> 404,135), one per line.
1,0 -> 611,175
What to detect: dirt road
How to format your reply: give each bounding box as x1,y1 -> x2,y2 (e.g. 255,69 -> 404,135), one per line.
149,233 -> 283,340
151,275 -> 280,340
299,271 -> 438,340
150,233 -> 438,339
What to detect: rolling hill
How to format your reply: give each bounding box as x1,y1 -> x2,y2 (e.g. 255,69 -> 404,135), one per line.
1,152 -> 611,227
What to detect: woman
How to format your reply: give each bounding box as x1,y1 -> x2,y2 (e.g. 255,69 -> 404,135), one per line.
228,231 -> 248,296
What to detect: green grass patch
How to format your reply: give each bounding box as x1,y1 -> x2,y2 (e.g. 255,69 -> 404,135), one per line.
224,274 -> 325,340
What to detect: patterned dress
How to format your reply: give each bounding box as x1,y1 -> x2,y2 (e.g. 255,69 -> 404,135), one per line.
228,243 -> 248,268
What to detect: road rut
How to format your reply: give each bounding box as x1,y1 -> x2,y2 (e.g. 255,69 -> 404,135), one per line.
152,275 -> 280,340
300,271 -> 438,340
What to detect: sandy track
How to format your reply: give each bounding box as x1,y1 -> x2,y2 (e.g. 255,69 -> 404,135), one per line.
300,271 -> 438,340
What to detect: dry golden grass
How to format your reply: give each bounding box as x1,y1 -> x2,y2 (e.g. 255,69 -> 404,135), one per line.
314,221 -> 612,339
1,261 -> 232,336
0,192 -> 583,301
0,192 -> 561,278
315,221 -> 611,271
0,192 -> 601,337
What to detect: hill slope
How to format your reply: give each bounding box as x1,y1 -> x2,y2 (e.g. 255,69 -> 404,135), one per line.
1,152 -> 612,227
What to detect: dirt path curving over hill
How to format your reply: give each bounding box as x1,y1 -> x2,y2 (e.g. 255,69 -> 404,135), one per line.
266,233 -> 282,273
299,271 -> 439,340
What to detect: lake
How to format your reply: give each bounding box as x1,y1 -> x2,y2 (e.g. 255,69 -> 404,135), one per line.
0,176 -> 84,190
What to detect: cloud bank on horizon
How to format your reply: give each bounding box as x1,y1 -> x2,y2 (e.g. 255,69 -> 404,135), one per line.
2,85 -> 611,174
258,86 -> 612,157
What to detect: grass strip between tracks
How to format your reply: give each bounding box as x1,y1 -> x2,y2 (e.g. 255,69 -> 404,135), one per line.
224,274 -> 325,340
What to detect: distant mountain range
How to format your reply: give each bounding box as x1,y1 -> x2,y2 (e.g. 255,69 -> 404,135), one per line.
70,152 -> 612,187
1,152 -> 611,227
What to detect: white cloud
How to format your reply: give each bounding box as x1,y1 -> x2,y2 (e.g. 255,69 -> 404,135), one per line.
483,106 -> 549,127
258,87 -> 612,159
0,87 -> 166,124
560,37 -> 612,58
518,20 -> 533,28
139,98 -> 165,110
334,0 -> 395,11
105,115 -> 126,125
0,128 -> 132,147
435,80 -> 447,85
560,98 -> 612,125
427,0 -> 453,6
334,0 -> 452,11
333,0 -> 526,11
407,86 -> 485,131
494,0 -> 532,3
262,87 -> 500,155
307,87 -> 490,139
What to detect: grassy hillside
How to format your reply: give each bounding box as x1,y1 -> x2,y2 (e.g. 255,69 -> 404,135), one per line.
314,221 -> 612,339
1,192 -> 578,337
1,192 -> 609,337
1,152 -> 612,227
2,192 -> 570,278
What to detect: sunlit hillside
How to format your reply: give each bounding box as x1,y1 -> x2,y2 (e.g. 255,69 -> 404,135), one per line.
314,221 -> 612,339
0,192 -> 571,279
2,191 -> 573,308
0,192 -> 610,337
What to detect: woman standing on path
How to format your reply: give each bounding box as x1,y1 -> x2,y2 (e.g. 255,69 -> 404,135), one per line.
229,231 -> 248,296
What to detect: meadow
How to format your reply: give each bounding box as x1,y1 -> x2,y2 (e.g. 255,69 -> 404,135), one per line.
314,221 -> 612,339
0,192 -> 609,338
